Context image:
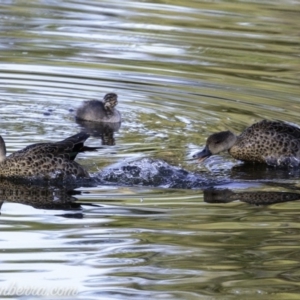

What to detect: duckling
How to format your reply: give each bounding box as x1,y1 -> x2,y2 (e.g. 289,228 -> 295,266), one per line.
0,132 -> 99,180
76,93 -> 121,123
193,120 -> 300,167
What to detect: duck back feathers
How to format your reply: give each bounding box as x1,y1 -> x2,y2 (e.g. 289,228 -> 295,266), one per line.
230,120 -> 300,166
0,132 -> 99,180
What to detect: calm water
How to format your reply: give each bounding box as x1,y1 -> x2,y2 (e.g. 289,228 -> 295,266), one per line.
1,0 -> 300,299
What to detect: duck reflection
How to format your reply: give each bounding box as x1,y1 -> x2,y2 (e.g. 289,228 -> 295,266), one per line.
204,188 -> 300,205
0,178 -> 95,212
76,118 -> 121,146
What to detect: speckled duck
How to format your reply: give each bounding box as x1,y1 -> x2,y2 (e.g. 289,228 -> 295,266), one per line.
193,120 -> 300,167
0,132 -> 98,180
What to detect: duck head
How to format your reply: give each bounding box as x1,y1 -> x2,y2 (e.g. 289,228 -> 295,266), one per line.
193,131 -> 237,162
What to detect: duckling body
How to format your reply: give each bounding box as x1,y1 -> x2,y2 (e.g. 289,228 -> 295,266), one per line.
0,132 -> 98,180
76,93 -> 121,123
194,120 -> 300,167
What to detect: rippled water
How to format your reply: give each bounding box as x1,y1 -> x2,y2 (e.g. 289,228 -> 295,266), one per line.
1,0 -> 300,299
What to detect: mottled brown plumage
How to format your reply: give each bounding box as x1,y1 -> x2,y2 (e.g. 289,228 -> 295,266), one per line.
76,93 -> 121,123
194,120 -> 300,167
0,179 -> 80,210
0,132 -> 98,180
204,189 -> 300,205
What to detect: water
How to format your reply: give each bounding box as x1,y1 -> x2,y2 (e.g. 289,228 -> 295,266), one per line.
1,0 -> 300,299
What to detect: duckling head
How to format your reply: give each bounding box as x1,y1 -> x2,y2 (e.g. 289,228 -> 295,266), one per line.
103,93 -> 118,111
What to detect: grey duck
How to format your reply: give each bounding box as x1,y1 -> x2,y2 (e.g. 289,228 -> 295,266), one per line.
76,93 -> 121,123
193,120 -> 300,167
0,132 -> 98,180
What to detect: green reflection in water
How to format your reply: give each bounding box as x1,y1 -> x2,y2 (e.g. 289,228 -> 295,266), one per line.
0,0 -> 300,299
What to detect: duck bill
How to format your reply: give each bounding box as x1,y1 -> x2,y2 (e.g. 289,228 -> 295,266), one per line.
193,147 -> 212,163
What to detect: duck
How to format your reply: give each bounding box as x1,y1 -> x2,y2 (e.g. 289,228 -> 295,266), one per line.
0,132 -> 99,180
76,93 -> 121,123
193,120 -> 300,167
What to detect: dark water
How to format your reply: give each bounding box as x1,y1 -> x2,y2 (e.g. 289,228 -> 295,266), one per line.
1,0 -> 300,299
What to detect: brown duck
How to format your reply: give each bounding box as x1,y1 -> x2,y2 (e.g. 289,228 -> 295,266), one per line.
0,132 -> 99,180
193,120 -> 300,167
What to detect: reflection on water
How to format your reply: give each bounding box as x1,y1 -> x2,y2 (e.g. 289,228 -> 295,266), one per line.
0,179 -> 84,211
231,163 -> 300,181
204,188 -> 300,205
1,0 -> 300,299
76,119 -> 121,146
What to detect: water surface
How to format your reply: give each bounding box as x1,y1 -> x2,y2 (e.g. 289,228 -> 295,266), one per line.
1,0 -> 300,299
